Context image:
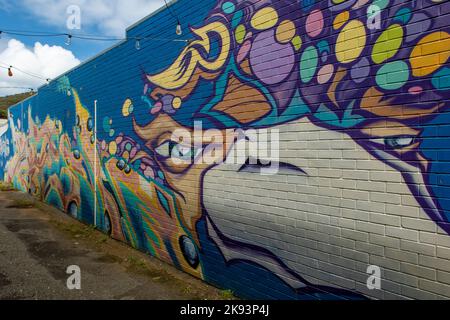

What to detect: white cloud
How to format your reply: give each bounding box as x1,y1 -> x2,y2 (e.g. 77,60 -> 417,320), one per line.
21,0 -> 164,37
0,38 -> 80,96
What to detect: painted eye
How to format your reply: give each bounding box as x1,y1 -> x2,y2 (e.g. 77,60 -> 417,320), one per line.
154,141 -> 171,158
172,143 -> 196,161
155,141 -> 201,161
384,136 -> 416,149
371,136 -> 416,149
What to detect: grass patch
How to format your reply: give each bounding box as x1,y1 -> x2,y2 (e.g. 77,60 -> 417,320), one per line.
96,234 -> 109,244
7,199 -> 35,209
220,289 -> 236,300
0,182 -> 15,192
51,220 -> 97,240
96,253 -> 124,264
125,256 -> 178,284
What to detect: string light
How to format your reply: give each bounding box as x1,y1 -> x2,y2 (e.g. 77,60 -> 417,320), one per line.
66,34 -> 72,46
0,1 -> 190,90
0,63 -> 50,82
0,29 -> 190,44
176,21 -> 182,36
135,38 -> 141,50
164,0 -> 183,36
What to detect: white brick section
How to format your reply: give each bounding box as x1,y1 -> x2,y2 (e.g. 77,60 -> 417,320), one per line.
401,262 -> 436,281
419,279 -> 450,297
437,271 -> 450,285
202,116 -> 450,300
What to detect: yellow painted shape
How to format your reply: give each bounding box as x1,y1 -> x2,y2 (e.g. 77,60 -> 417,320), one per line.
276,20 -> 296,43
147,21 -> 231,90
122,99 -> 132,117
172,97 -> 182,109
250,7 -> 279,30
410,31 -> 450,77
335,20 -> 366,64
333,11 -> 349,30
109,141 -> 117,155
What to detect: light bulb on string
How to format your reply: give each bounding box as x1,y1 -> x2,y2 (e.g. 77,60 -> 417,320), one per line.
8,67 -> 13,77
176,21 -> 182,36
66,34 -> 72,46
135,38 -> 141,50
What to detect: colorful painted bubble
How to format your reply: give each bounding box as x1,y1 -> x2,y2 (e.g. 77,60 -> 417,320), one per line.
122,99 -> 134,117
410,31 -> 450,77
333,11 -> 349,30
376,60 -> 410,90
250,7 -> 279,30
317,64 -> 334,84
300,46 -> 319,83
306,9 -> 324,38
336,20 -> 366,64
222,1 -> 235,14
276,20 -> 296,44
235,25 -> 246,44
432,67 -> 450,91
372,24 -> 403,64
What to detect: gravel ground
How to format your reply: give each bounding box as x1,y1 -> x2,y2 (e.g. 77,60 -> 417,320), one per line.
0,189 -> 230,300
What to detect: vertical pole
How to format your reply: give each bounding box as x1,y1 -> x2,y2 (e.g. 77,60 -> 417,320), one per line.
94,100 -> 98,227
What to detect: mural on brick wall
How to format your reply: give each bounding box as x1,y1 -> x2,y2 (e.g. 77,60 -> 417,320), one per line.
0,0 -> 449,299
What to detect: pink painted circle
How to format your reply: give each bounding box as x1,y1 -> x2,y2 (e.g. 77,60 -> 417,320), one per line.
317,64 -> 334,84
237,40 -> 252,64
306,9 -> 324,38
409,86 -> 423,95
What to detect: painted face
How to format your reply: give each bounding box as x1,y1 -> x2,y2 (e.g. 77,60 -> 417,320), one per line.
202,115 -> 446,295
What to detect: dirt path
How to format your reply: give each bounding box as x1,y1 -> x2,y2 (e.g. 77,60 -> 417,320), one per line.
0,189 -> 230,300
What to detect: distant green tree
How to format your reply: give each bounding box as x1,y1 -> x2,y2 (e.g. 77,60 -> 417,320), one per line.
0,92 -> 33,119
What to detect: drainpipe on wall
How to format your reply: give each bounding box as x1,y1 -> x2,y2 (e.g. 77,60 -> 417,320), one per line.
94,100 -> 98,228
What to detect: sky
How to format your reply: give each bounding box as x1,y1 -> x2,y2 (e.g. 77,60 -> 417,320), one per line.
0,0 -> 166,96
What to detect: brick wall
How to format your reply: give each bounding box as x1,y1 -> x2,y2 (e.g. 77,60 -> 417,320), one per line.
1,0 -> 450,300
